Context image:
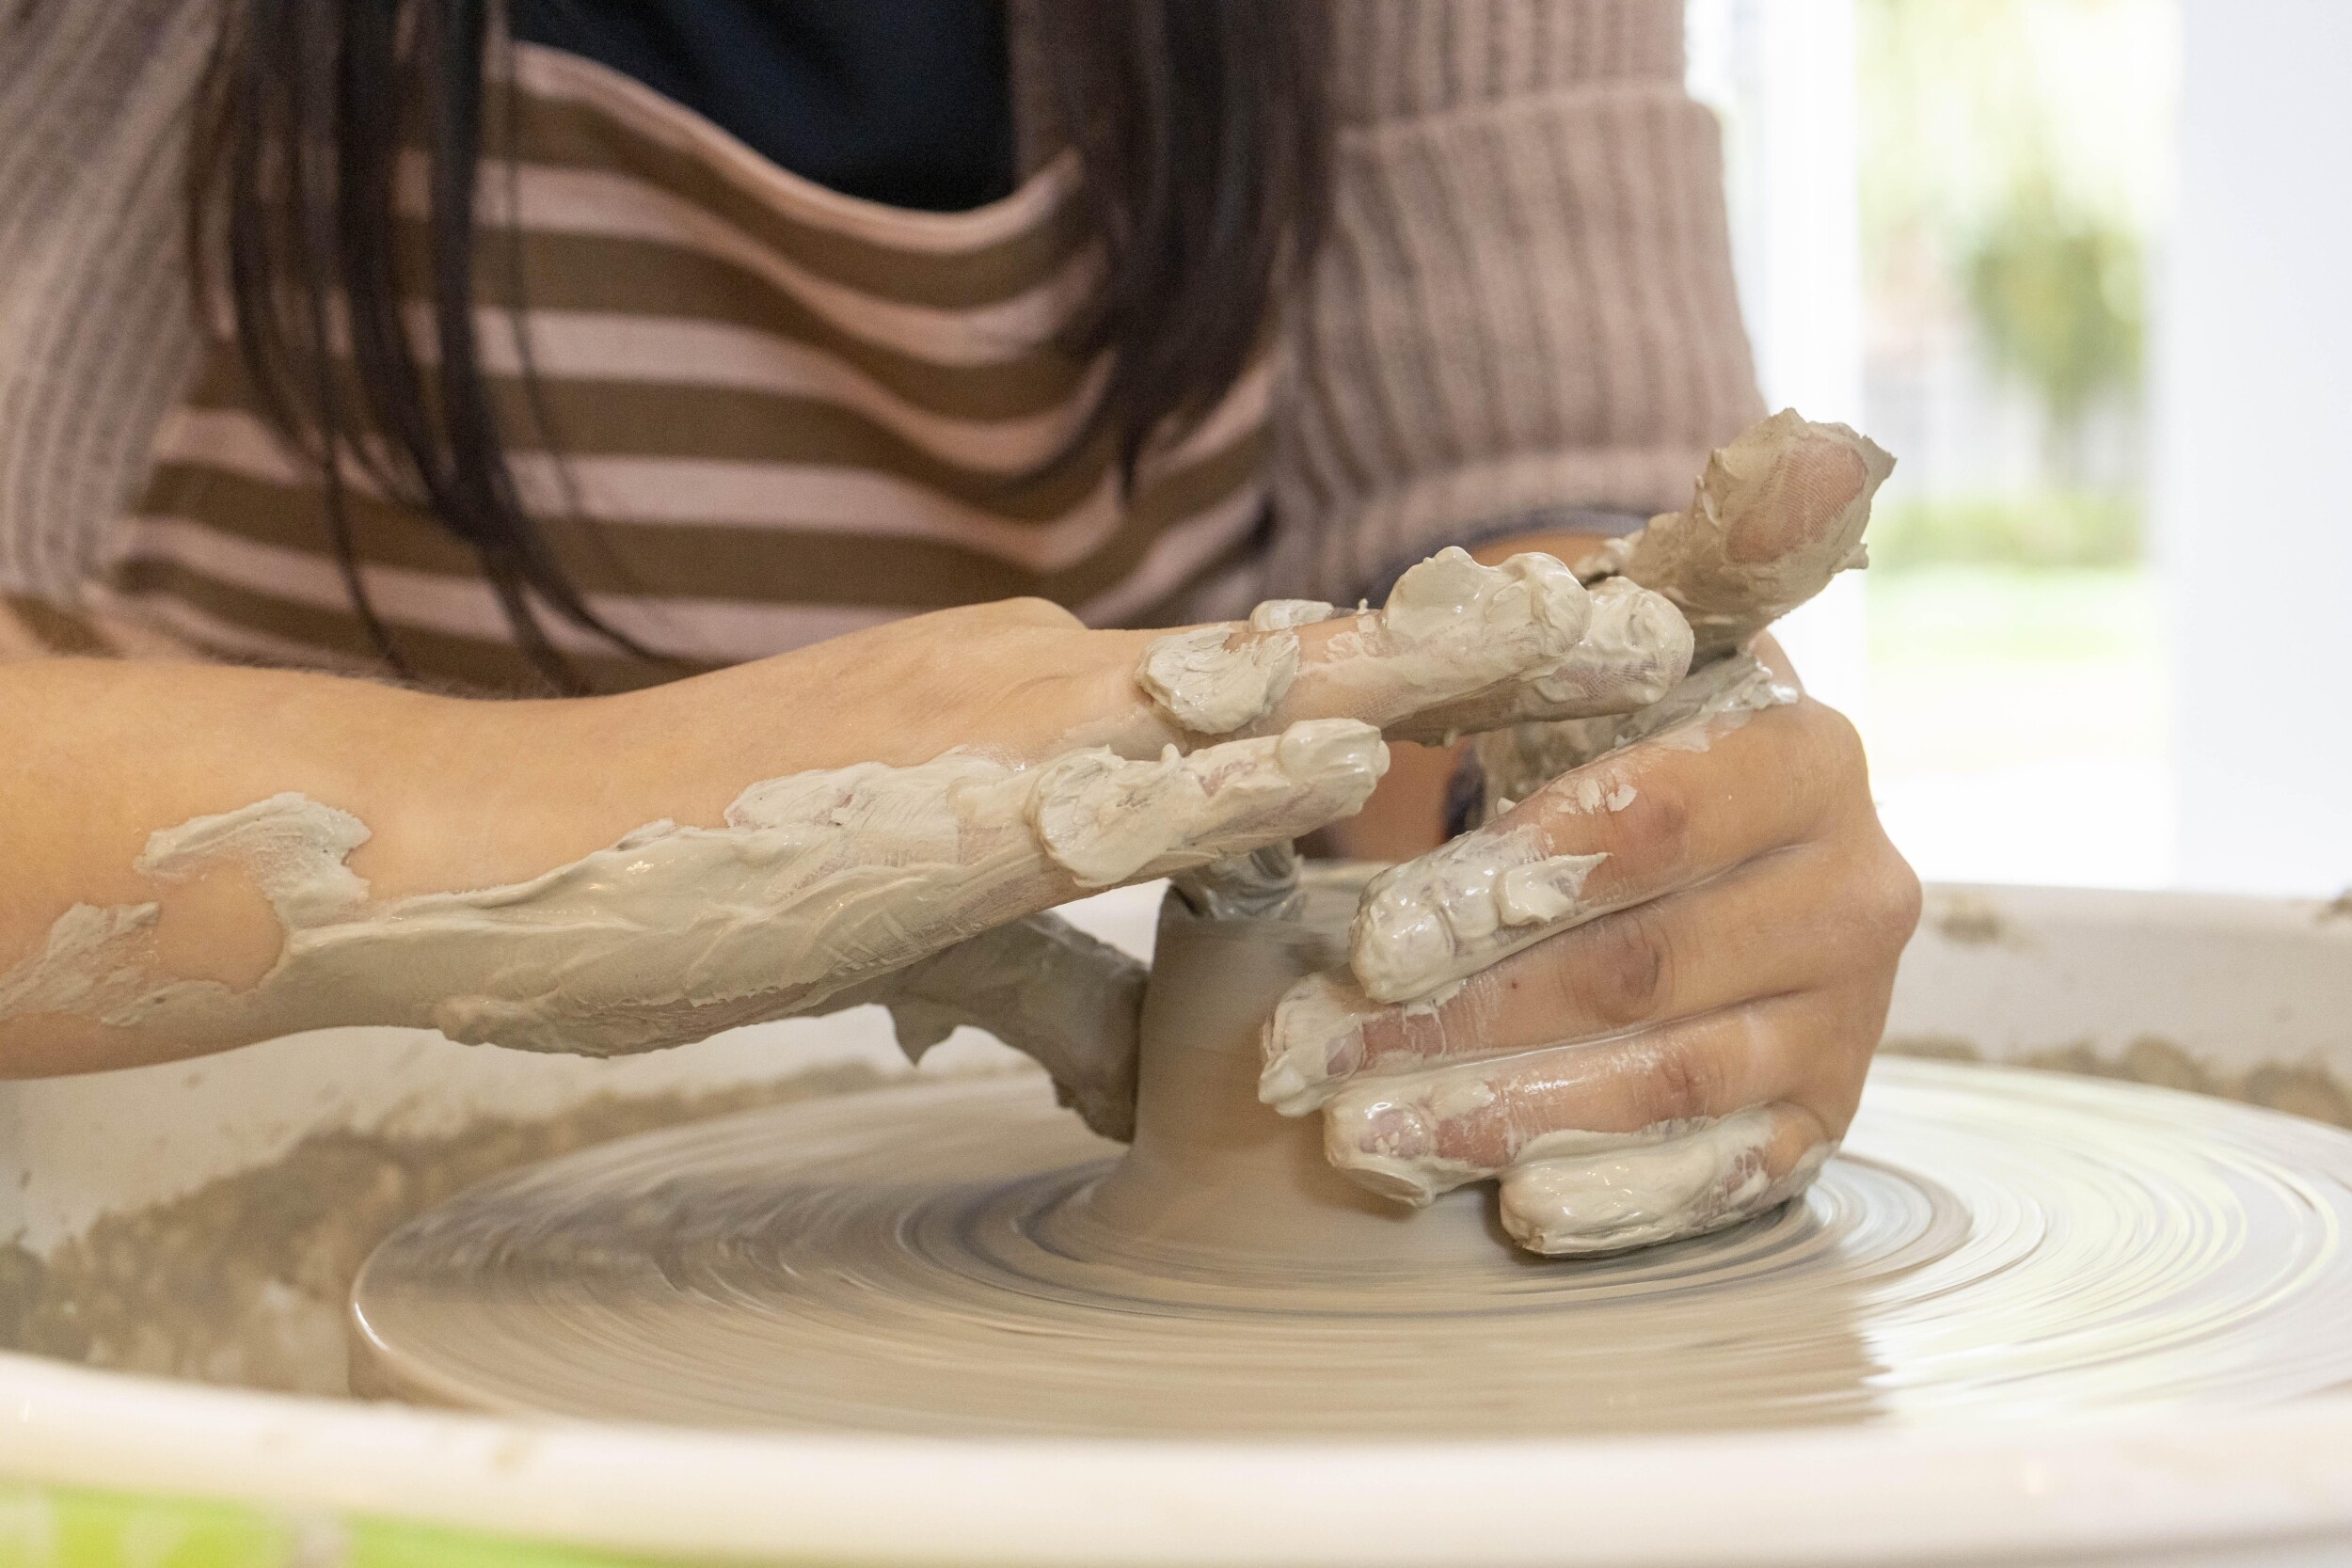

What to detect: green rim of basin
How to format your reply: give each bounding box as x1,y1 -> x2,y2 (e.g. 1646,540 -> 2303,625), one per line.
0,1483 -> 729,1568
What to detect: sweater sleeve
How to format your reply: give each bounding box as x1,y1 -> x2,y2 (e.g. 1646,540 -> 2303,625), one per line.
0,0 -> 212,602
1264,0 -> 1767,604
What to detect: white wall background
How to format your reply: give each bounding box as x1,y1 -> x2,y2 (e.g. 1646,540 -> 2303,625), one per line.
2156,0 -> 2352,895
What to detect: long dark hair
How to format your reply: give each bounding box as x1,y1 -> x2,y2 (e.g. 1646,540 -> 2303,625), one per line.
186,2 -> 1330,690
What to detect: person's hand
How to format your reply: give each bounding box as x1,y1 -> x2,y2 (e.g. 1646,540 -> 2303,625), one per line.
0,543 -> 1690,1119
1260,412 -> 1922,1253
702,544 -> 1686,1137
635,541 -> 1688,784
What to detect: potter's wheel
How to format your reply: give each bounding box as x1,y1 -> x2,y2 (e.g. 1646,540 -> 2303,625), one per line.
352,882 -> 2352,1440
352,1046 -> 2352,1436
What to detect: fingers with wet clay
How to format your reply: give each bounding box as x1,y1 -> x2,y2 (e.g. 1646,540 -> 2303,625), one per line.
1261,829 -> 1886,1114
1236,411 -> 1910,1257
1471,651 -> 1796,822
1498,1103 -> 1833,1255
1316,988 -> 1879,1197
1136,547 -> 1592,740
1258,683 -> 1916,1256
1314,992 -> 1862,1254
1382,578 -> 1695,745
1577,410 -> 1894,663
1459,410 -> 1893,835
1259,692 -> 1842,1115
1128,546 -> 1702,752
1343,689 -> 1865,1007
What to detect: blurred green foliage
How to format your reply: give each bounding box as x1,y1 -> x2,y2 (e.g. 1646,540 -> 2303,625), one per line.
0,1482 -> 676,1568
1867,490 -> 2141,573
1857,0 -> 2168,567
1858,0 -> 2169,287
1963,177 -> 2145,474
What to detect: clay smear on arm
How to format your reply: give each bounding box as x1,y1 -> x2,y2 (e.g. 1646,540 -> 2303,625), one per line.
0,722 -> 1387,1068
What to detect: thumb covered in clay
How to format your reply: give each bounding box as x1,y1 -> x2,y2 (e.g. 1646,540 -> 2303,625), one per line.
1471,410 -> 1890,816
1577,408 -> 1893,666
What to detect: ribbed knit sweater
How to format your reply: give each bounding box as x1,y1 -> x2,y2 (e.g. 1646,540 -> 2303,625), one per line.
0,0 -> 1760,673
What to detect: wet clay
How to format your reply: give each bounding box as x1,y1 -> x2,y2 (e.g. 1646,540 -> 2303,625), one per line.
349,896 -> 2352,1439
0,1063 -> 898,1397
1462,408 -> 1880,819
0,725 -> 1384,1067
1575,409 -> 1892,664
1473,650 -> 1798,824
1122,545 -> 1707,762
1131,547 -> 1596,741
1385,578 -> 1695,746
1343,822 -> 1612,1003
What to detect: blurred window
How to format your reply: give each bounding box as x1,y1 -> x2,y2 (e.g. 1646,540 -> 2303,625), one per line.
1690,0 -> 2178,888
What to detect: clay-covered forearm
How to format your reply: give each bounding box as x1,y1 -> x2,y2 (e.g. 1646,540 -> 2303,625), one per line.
0,657 -> 582,1072
0,591 -> 1410,1075
0,647 -> 1057,1073
0,645 -> 1387,1076
0,543 -> 1696,1084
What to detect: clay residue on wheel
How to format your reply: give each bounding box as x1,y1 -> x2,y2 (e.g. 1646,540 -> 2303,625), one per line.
1931,894 -> 2013,947
0,1063 -> 910,1396
1881,1032 -> 2352,1131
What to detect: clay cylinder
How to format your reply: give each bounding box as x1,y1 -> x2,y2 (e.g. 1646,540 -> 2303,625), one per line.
1062,886 -> 1498,1269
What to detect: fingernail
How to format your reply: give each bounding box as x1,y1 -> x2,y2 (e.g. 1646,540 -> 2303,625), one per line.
1323,1095 -> 1448,1207
1355,1101 -> 1436,1162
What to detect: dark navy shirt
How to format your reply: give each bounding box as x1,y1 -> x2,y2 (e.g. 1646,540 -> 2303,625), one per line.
507,0 -> 1017,212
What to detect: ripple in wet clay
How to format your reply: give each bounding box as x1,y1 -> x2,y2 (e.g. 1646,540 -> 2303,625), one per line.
350,1058 -> 2352,1438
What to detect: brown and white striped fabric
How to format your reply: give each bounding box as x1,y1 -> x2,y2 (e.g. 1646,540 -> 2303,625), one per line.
103,46 -> 1276,691
3,1 -> 1764,693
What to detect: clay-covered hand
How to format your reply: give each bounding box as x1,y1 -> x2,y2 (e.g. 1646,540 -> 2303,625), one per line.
705,541 -> 1691,1135
0,544 -> 1683,1134
1261,412 -> 1921,1253
824,543 -> 1693,1132
1261,663 -> 1918,1252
